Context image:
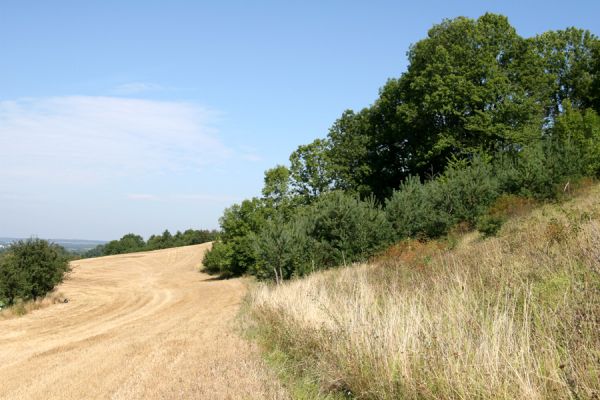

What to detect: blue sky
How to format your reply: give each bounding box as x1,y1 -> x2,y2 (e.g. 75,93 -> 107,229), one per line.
1,0 -> 598,240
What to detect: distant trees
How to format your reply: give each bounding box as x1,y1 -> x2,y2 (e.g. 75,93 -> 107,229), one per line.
83,229 -> 218,258
103,233 -> 145,255
0,239 -> 70,306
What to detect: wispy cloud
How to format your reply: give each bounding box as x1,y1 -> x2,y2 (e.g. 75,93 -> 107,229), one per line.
0,96 -> 232,183
238,145 -> 263,162
127,194 -> 160,201
112,82 -> 164,95
126,193 -> 240,203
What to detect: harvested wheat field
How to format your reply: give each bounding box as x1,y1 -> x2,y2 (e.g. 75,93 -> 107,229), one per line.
0,243 -> 287,400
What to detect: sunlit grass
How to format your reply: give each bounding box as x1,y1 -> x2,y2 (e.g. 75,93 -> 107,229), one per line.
248,184 -> 600,399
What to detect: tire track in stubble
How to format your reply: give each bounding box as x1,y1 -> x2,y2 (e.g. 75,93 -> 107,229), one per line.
0,244 -> 288,399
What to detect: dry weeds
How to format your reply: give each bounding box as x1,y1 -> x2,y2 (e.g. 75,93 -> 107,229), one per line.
250,186 -> 600,399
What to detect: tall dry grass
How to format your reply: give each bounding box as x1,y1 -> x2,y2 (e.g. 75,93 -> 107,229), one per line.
249,185 -> 600,399
0,291 -> 68,320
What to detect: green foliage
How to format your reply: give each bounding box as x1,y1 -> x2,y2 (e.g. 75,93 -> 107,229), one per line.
83,229 -> 218,258
251,192 -> 392,280
176,229 -> 219,246
305,15 -> 598,201
386,158 -> 500,239
591,40 -> 600,113
385,176 -> 430,239
533,28 -> 598,117
202,240 -> 233,276
301,192 -> 393,268
551,104 -> 600,176
204,13 -> 600,282
403,14 -> 543,153
289,139 -> 334,200
83,244 -> 105,258
202,198 -> 270,277
476,214 -> 504,237
251,214 -> 311,281
0,239 -> 70,305
103,233 -> 145,255
262,165 -> 292,206
147,230 -> 173,250
326,109 -> 374,197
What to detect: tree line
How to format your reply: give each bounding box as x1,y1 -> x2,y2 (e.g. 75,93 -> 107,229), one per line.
84,228 -> 218,258
203,13 -> 600,280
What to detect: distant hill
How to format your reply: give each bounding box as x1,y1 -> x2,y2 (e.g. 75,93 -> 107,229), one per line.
0,238 -> 106,253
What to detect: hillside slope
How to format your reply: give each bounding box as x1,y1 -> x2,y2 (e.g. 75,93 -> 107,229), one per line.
250,185 -> 600,399
0,244 -> 286,399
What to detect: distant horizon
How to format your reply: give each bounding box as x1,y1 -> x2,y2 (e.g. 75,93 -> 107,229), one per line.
0,236 -> 106,242
2,0 -> 598,239
0,228 -> 216,242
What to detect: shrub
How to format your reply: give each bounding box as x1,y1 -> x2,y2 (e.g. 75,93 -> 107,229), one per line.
436,157 -> 501,224
202,198 -> 269,277
202,240 -> 233,276
251,215 -> 312,281
0,239 -> 70,306
385,176 -> 432,239
251,192 -> 393,281
476,214 -> 504,237
387,158 -> 500,240
300,191 -> 393,270
552,105 -> 600,177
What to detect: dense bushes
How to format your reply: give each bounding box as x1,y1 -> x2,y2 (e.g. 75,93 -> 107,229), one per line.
202,14 -> 600,281
386,158 -> 500,239
205,193 -> 391,280
84,228 -> 218,258
205,118 -> 600,281
0,239 -> 70,306
251,192 -> 392,280
386,124 -> 600,240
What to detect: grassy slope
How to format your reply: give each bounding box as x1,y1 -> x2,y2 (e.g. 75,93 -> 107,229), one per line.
247,184 -> 600,399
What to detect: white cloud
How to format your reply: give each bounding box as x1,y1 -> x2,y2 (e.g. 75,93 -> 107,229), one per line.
0,96 -> 232,183
126,193 -> 240,203
240,153 -> 262,162
237,145 -> 263,162
112,82 -> 164,95
171,193 -> 241,202
127,194 -> 160,201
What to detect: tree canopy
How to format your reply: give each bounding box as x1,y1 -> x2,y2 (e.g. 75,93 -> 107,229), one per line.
202,13 -> 600,280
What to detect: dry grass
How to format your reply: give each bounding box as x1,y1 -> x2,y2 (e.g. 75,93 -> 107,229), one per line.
0,244 -> 288,400
0,291 -> 69,320
249,185 -> 600,399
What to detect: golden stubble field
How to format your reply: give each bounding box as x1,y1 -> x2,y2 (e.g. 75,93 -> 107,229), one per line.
0,243 -> 287,399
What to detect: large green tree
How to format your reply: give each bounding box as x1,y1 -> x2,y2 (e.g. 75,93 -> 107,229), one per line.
326,109 -> 374,197
390,14 -> 544,169
533,28 -> 599,118
319,14 -> 556,200
289,139 -> 334,200
262,165 -> 291,206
